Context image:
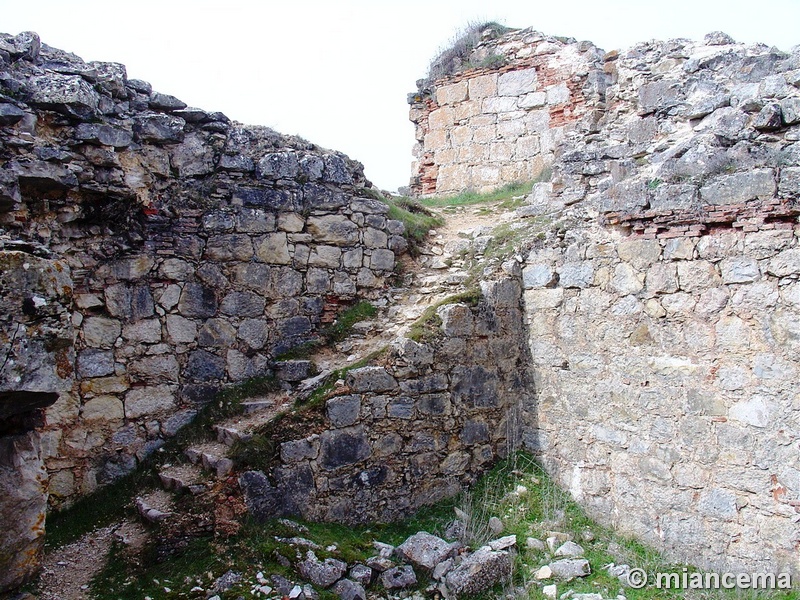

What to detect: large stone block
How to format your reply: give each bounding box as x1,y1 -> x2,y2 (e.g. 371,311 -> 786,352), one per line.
220,291 -> 265,318
197,318 -> 237,347
320,426 -> 371,470
306,215 -> 359,245
255,232 -> 291,264
699,170 -> 776,205
124,384 -> 176,418
326,395 -> 361,427
451,366 -> 498,408
129,355 -> 179,383
77,349 -> 115,378
185,350 -> 225,381
178,283 -> 218,318
82,317 -> 121,348
498,68 -> 539,96
205,234 -> 253,262
436,81 -> 468,105
346,367 -> 397,393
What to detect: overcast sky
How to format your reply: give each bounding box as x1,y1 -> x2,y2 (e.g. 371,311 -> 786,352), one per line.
4,0 -> 800,191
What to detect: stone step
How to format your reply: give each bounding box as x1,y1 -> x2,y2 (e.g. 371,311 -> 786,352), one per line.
214,393 -> 292,446
185,440 -> 234,477
135,489 -> 174,523
158,463 -> 207,494
240,398 -> 275,414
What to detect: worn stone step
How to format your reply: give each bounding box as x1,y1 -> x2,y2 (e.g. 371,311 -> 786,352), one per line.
158,463 -> 207,494
135,489 -> 174,523
240,398 -> 275,414
185,441 -> 234,477
215,394 -> 292,447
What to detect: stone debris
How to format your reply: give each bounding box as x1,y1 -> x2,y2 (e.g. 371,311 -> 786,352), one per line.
297,551 -> 348,589
395,531 -> 454,570
554,540 -> 585,558
380,565 -> 418,590
548,558 -> 592,580
444,545 -> 512,595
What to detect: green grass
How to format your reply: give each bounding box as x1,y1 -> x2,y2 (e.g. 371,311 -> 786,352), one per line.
383,196 -> 444,253
321,300 -> 377,344
84,450 -> 799,600
419,180 -> 535,209
407,289 -> 482,342
275,301 -> 379,361
229,347 -> 389,473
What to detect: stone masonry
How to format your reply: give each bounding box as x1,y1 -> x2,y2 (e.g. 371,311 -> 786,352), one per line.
515,33 -> 800,573
241,276 -> 533,525
0,31 -> 405,511
0,240 -> 73,591
409,29 -> 606,195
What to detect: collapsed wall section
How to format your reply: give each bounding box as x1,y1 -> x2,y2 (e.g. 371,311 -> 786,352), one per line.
241,277 -> 534,524
0,32 -> 405,507
408,28 -> 606,195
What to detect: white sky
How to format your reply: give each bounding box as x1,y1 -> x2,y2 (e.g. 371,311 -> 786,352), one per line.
4,0 -> 800,191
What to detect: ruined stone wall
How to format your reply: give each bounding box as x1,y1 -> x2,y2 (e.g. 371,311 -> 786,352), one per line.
242,277 -> 533,524
0,32 -> 405,507
408,28 -> 606,195
0,242 -> 73,592
517,33 -> 800,573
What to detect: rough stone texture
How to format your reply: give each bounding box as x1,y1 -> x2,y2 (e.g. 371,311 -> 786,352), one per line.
243,277 -> 531,524
0,34 -> 405,511
444,546 -> 512,595
396,531 -> 454,570
0,243 -> 72,593
409,29 -> 606,194
297,551 -> 347,588
409,25 -> 800,576
524,224 -> 800,575
0,433 -> 48,593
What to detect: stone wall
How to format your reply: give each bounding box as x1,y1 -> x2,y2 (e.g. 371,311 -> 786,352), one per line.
516,33 -> 800,573
241,276 -> 533,524
522,227 -> 800,573
0,32 -> 405,507
408,28 -> 606,195
0,242 -> 73,592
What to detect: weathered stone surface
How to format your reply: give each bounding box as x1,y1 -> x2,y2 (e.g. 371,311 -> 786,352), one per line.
77,349 -> 114,378
27,73 -> 98,119
332,578 -> 366,600
298,551 -> 347,588
445,546 -> 512,595
326,395 -> 361,428
396,532 -> 454,570
134,113 -> 186,143
185,350 -> 225,381
0,433 -> 47,593
239,470 -> 282,522
549,558 -> 591,579
320,427 -> 371,470
381,565 -> 417,590
346,367 -> 397,393
178,283 -> 218,318
307,216 -> 359,245
124,385 -> 175,418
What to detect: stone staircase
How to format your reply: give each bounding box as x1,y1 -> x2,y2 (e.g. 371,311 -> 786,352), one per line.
148,200 -> 520,518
